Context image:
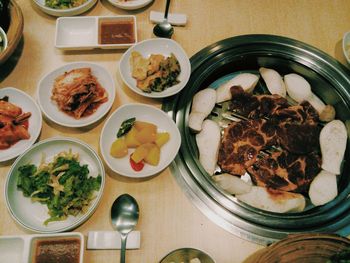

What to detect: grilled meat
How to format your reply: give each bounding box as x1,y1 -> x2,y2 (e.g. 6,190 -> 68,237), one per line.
247,151 -> 321,193
218,119 -> 277,175
229,86 -> 289,119
218,86 -> 322,193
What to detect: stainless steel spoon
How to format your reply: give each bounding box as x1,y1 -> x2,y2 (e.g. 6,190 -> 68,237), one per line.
153,0 -> 174,38
111,194 -> 139,263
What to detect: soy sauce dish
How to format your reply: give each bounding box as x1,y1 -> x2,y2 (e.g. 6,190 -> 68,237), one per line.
0,232 -> 84,263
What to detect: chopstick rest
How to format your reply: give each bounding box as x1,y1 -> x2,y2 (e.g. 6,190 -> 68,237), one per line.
150,11 -> 187,26
87,231 -> 140,250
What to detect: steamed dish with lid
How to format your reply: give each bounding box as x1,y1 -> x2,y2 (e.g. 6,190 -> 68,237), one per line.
45,0 -> 87,9
51,67 -> 108,119
190,68 -> 347,213
0,96 -> 31,149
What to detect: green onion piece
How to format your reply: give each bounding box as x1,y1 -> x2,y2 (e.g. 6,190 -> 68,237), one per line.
117,117 -> 136,138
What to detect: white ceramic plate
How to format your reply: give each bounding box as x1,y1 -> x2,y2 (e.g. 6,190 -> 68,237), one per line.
37,62 -> 115,128
107,0 -> 153,10
32,0 -> 97,17
119,38 -> 191,98
100,103 -> 181,178
5,137 -> 105,233
0,87 -> 42,162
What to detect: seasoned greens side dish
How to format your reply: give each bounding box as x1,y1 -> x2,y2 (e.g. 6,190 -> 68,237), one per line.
16,150 -> 101,225
45,0 -> 87,9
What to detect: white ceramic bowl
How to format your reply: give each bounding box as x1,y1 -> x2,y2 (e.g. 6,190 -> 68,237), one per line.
343,31 -> 350,64
5,137 -> 105,233
119,38 -> 191,98
100,103 -> 181,178
37,62 -> 115,128
0,87 -> 42,162
107,0 -> 153,10
32,0 -> 97,17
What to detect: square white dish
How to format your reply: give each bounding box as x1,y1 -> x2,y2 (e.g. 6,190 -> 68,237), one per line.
0,232 -> 84,263
55,15 -> 137,50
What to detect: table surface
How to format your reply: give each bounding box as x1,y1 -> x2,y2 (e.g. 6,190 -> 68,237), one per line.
1,1 -> 350,262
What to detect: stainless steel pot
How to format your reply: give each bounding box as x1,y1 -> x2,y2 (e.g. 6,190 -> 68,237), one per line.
163,34 -> 350,245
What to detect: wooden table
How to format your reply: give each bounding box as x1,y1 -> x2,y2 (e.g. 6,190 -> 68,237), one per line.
1,1 -> 350,262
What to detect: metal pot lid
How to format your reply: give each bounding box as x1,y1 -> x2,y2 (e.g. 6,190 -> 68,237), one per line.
162,34 -> 350,245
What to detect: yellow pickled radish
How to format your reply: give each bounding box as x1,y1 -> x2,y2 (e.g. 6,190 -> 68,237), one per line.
155,132 -> 170,147
144,144 -> 160,166
131,143 -> 151,163
134,121 -> 157,131
125,127 -> 141,148
110,138 -> 128,158
135,126 -> 157,144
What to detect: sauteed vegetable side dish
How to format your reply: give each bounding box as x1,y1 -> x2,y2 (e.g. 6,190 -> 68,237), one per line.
0,96 -> 31,149
16,149 -> 102,225
130,51 -> 181,93
189,67 -> 347,213
45,0 -> 87,9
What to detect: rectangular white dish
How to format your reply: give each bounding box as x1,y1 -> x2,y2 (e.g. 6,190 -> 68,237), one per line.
55,15 -> 137,50
0,232 -> 84,263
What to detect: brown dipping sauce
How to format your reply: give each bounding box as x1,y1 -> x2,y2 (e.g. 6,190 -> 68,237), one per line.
33,237 -> 81,263
99,20 -> 135,45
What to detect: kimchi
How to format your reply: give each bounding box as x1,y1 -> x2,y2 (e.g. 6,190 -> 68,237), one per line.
0,96 -> 31,149
51,68 -> 108,119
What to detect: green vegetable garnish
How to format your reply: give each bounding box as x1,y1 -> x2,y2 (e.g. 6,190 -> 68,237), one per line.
16,149 -> 101,225
117,117 -> 136,138
45,0 -> 87,9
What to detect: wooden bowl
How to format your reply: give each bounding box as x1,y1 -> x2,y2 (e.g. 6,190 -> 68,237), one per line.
245,233 -> 350,263
0,0 -> 23,65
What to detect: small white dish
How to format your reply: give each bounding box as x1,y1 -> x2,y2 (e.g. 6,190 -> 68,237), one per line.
0,232 -> 84,263
0,87 -> 42,162
342,31 -> 350,64
32,0 -> 97,17
119,38 -> 191,98
0,26 -> 8,52
100,103 -> 181,178
107,0 -> 153,10
37,62 -> 115,128
55,16 -> 137,50
5,137 -> 105,233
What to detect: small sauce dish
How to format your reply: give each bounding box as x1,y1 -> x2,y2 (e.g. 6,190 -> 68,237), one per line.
55,15 -> 137,50
0,26 -> 8,52
342,31 -> 350,64
0,232 -> 84,263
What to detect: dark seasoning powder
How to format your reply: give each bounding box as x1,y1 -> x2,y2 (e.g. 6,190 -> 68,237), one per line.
33,237 -> 80,263
99,20 -> 135,45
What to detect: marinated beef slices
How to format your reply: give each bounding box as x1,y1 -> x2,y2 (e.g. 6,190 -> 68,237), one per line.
218,86 -> 322,194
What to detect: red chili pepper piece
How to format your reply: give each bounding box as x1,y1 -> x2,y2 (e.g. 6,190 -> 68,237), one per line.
130,154 -> 144,172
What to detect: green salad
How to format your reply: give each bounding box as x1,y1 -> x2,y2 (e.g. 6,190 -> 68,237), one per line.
16,150 -> 101,225
45,0 -> 87,9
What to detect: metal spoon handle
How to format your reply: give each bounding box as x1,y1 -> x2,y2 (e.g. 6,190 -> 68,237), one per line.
120,234 -> 127,263
164,0 -> 171,19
